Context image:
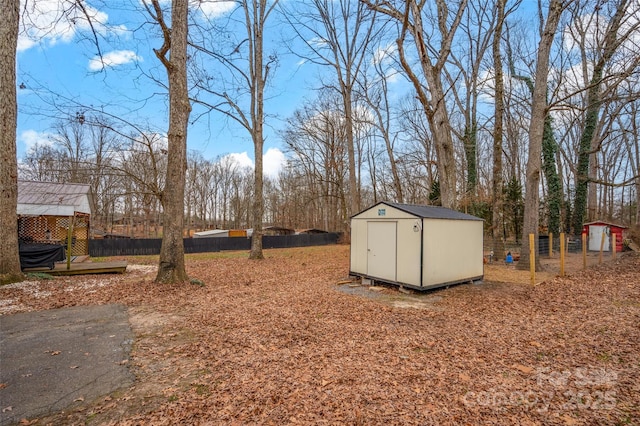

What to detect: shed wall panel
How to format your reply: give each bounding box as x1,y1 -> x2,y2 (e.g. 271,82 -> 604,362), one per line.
422,219 -> 483,286
350,219 -> 367,275
396,219 -> 422,287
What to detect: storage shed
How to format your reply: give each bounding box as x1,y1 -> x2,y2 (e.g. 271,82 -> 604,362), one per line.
350,202 -> 484,291
582,221 -> 627,252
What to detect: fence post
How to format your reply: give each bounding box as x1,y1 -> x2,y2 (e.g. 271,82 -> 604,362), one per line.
549,232 -> 553,257
582,233 -> 587,269
66,217 -> 73,270
559,232 -> 565,277
599,230 -> 606,264
612,233 -> 617,260
529,233 -> 535,286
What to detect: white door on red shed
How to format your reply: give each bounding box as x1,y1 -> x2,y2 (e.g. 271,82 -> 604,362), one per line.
367,221 -> 397,282
588,225 -> 610,251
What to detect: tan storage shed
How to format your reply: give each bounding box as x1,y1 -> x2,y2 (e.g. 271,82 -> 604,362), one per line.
350,202 -> 484,291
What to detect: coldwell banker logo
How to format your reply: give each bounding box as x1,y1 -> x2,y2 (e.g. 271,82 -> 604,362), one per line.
461,367 -> 618,413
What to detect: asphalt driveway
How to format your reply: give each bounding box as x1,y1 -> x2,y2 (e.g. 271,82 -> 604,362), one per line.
0,304 -> 134,425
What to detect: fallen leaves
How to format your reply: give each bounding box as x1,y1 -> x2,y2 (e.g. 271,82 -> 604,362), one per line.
2,247 -> 639,425
513,364 -> 535,374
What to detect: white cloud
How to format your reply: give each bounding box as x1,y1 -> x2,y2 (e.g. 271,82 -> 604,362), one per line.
20,130 -> 55,152
88,50 -> 142,71
264,148 -> 287,178
154,0 -> 235,17
195,0 -> 236,18
371,43 -> 400,83
223,152 -> 254,170
18,0 -> 119,52
221,149 -> 287,178
373,43 -> 397,65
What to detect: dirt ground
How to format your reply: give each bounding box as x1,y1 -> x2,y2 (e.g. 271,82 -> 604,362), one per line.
0,246 -> 638,425
485,250 -> 620,286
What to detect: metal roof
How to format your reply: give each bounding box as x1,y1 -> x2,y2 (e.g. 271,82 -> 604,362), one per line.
583,221 -> 628,229
17,180 -> 92,216
383,202 -> 483,221
193,229 -> 229,237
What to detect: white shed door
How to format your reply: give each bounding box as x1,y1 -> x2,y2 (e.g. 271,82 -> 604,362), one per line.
589,225 -> 609,251
367,221 -> 397,282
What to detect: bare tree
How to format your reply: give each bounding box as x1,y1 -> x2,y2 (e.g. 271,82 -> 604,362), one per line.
397,95 -> 438,203
190,0 -> 279,259
145,0 -> 191,283
619,99 -> 640,225
283,0 -> 382,223
20,143 -> 64,182
357,44 -> 404,203
569,0 -> 637,233
517,0 -> 566,270
0,0 -> 22,283
118,132 -> 167,236
446,0 -> 499,202
51,115 -> 90,182
282,92 -> 349,231
365,0 -> 468,209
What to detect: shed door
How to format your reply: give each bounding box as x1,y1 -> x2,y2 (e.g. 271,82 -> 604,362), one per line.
367,221 -> 397,282
589,225 -> 610,251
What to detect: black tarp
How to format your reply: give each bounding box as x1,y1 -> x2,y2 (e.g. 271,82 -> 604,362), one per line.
19,243 -> 65,270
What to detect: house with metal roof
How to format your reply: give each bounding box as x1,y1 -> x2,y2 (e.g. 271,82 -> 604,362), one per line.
350,202 -> 484,291
17,181 -> 92,255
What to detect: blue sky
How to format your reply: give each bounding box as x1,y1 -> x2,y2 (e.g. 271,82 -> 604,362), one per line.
15,0 -> 325,178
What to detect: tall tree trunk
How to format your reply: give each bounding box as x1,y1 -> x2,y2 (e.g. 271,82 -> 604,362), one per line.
518,0 -> 564,271
248,0 -> 272,260
0,0 -> 22,283
152,0 -> 191,283
383,134 -> 403,203
343,87 -> 359,225
464,120 -> 478,197
491,0 -> 506,260
250,129 -> 264,259
428,93 -> 458,209
636,176 -> 640,226
542,115 -> 562,235
507,36 -> 562,238
572,79 -> 602,234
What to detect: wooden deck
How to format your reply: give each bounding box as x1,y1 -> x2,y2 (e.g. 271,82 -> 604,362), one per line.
23,261 -> 128,276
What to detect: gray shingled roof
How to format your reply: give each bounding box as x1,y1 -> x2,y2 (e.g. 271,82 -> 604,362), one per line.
385,202 -> 483,221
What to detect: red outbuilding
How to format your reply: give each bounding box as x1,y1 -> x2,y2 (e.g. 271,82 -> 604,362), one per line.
582,221 -> 628,252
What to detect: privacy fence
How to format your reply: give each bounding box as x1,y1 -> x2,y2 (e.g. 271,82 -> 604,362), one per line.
89,233 -> 341,257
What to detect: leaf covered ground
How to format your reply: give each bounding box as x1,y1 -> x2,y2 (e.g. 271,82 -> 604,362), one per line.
1,245 -> 639,425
